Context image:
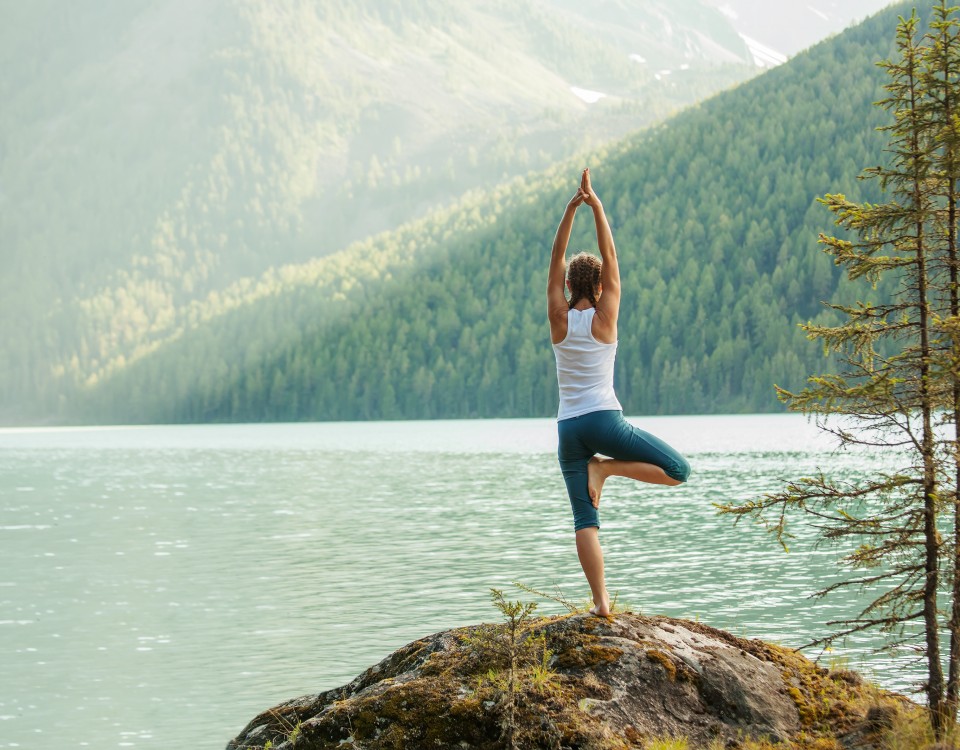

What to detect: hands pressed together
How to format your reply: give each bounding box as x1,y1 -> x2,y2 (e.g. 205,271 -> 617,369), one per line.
568,167 -> 600,209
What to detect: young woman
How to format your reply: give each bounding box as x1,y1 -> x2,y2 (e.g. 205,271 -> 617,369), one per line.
547,168 -> 691,616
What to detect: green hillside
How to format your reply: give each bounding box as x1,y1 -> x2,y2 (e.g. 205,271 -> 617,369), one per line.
0,0 -> 758,422
62,2 -> 911,424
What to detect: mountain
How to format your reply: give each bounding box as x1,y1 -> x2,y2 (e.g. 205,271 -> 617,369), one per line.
705,0 -> 896,64
2,0 -> 786,422
58,1 -> 914,424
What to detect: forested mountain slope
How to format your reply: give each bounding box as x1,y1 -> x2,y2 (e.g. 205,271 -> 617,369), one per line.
66,2 -> 910,424
1,0 -> 764,421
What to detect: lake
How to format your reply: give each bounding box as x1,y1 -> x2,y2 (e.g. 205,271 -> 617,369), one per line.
0,415 -> 919,748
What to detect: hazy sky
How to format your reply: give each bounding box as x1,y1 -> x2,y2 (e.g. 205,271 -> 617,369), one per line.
707,0 -> 897,63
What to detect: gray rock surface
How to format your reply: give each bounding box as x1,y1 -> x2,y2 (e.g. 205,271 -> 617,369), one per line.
225,612 -> 887,749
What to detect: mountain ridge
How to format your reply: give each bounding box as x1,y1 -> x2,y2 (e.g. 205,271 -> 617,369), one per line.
3,0 -> 778,420
4,1 -> 911,423
63,0 -> 911,424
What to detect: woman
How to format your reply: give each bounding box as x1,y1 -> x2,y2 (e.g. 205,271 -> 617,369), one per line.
547,168 -> 691,616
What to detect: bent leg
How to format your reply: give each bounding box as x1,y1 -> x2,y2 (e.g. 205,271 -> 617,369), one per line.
584,411 -> 691,505
587,457 -> 679,507
592,411 -> 690,481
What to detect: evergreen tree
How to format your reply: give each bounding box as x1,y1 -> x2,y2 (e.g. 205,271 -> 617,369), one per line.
721,7 -> 960,734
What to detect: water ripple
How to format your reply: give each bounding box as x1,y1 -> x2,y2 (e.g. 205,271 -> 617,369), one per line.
0,416 -> 930,748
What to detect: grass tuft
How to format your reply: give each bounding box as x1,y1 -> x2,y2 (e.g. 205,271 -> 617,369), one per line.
645,736 -> 689,750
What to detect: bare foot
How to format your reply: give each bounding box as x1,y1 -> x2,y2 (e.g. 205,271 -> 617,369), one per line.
587,457 -> 608,509
589,598 -> 611,617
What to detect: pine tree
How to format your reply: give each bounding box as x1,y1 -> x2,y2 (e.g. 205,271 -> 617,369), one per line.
720,8 -> 960,734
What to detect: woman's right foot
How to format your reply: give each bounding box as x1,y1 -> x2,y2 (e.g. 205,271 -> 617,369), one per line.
587,457 -> 608,509
589,598 -> 611,617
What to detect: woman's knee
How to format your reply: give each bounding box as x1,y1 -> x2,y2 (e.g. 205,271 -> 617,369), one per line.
668,455 -> 691,484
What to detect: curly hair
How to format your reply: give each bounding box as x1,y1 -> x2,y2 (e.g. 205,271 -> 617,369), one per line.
566,252 -> 602,309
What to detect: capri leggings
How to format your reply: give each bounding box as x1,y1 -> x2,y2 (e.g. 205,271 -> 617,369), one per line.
557,409 -> 690,531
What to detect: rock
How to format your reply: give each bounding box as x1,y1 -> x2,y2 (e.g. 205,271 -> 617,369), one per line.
225,612 -> 905,749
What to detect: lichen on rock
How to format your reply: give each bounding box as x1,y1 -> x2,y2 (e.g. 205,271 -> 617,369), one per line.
225,613 -> 909,750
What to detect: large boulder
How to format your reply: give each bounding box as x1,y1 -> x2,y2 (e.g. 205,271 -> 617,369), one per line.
226,612 -> 905,749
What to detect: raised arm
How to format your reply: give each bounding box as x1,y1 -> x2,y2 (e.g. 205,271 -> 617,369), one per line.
580,169 -> 620,342
547,184 -> 585,343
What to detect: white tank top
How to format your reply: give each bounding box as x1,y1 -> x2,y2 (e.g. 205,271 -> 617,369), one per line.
552,307 -> 622,421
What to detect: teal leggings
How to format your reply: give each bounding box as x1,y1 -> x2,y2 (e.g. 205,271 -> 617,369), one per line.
557,410 -> 690,531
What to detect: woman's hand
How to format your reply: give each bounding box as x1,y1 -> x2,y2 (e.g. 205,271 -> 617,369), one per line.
567,187 -> 586,210
566,169 -> 600,209
580,168 -> 600,207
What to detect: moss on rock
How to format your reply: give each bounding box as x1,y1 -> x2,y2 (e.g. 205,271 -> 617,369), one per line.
646,648 -> 678,681
226,613 -> 914,750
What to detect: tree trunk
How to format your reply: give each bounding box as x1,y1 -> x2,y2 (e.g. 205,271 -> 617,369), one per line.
946,162 -> 960,727
908,40 -> 946,730
933,5 -> 960,724
919,222 -> 945,731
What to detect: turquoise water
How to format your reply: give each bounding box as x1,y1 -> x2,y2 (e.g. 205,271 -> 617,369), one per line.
0,415 -> 916,748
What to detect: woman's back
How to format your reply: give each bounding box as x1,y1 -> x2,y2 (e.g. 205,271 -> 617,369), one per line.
553,307 -> 622,420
